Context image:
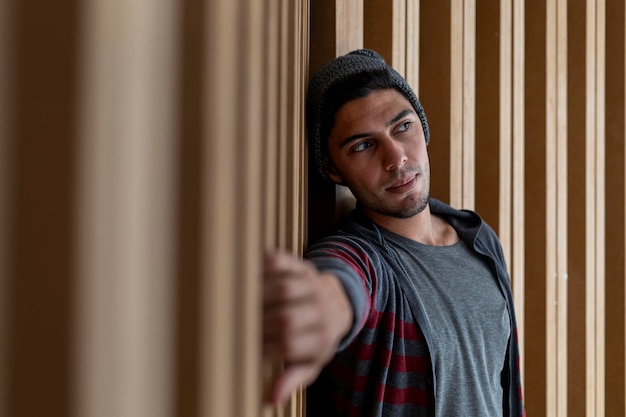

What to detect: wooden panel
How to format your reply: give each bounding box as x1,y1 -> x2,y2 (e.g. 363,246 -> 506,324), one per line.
545,1 -> 558,411
4,1 -> 80,416
450,0 -> 476,210
511,0 -> 526,372
238,0 -> 265,415
556,1 -> 569,416
450,0 -> 464,208
405,0 -> 420,94
391,0 -> 407,74
524,1 -> 548,415
420,1 -> 451,204
174,0 -> 204,415
462,0 -> 476,210
203,2 -> 239,417
566,2 -> 587,416
475,0 -> 502,238
604,2 -> 626,416
337,0 -> 363,55
364,0 -> 393,64
75,1 -> 179,416
586,1 -> 607,416
0,0 -> 10,415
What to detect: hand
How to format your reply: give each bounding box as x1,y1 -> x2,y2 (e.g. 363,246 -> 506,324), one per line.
263,251 -> 353,407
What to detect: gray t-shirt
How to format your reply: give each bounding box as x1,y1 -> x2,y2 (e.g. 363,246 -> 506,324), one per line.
382,229 -> 511,417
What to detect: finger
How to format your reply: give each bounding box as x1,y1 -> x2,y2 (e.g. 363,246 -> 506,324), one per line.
263,299 -> 321,337
263,272 -> 317,307
269,362 -> 321,407
263,324 -> 334,363
264,251 -> 301,274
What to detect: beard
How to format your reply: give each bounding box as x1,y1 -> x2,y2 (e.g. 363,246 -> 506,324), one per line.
350,178 -> 430,219
371,190 -> 430,219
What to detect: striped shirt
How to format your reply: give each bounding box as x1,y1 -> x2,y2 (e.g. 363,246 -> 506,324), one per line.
305,199 -> 525,417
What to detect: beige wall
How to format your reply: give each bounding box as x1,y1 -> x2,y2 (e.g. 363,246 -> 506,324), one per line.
0,1 -> 624,417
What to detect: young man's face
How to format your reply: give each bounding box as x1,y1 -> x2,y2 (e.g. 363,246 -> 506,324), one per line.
325,88 -> 430,220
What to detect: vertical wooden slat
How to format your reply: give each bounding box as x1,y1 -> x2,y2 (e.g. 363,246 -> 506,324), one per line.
462,0 -> 476,210
585,1 -> 598,414
277,0 -> 289,251
585,1 -> 607,416
419,1 -> 451,203
238,0 -> 264,415
263,0 -> 280,250
566,2 -> 586,416
586,0 -> 606,415
175,0 -> 204,414
556,2 -> 569,417
203,1 -> 238,417
596,3 -> 606,415
262,0 -> 280,415
524,2 -> 548,414
499,0 -> 513,273
512,0 -> 526,376
6,2 -> 80,416
0,0 -> 10,414
545,0 -> 559,414
391,0 -> 406,74
604,2 -> 625,415
336,0 -> 363,55
450,1 -> 464,208
75,1 -> 179,416
450,0 -> 475,210
405,0 -> 420,95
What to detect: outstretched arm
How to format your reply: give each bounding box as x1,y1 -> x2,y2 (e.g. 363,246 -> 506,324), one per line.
263,251 -> 353,407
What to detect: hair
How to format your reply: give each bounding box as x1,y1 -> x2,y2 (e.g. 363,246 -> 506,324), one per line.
319,68 -> 397,158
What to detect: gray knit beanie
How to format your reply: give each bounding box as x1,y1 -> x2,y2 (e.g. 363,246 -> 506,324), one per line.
306,49 -> 430,182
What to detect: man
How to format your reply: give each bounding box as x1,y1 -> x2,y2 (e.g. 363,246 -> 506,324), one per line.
263,49 -> 524,417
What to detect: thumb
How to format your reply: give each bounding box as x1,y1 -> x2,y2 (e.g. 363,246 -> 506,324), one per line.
269,363 -> 319,407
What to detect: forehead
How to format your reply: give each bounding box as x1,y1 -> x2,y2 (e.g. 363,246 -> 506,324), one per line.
332,88 -> 414,135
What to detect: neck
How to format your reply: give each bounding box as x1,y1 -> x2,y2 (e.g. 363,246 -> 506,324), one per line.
363,204 -> 459,246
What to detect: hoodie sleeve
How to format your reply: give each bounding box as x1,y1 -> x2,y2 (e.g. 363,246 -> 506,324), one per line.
305,236 -> 375,350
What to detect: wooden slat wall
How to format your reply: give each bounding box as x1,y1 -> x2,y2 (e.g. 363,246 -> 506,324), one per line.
1,1 -> 626,417
0,0 -> 9,414
0,1 -> 309,417
310,1 -> 626,416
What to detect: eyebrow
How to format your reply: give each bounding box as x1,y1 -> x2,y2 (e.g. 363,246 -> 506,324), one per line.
338,108 -> 416,148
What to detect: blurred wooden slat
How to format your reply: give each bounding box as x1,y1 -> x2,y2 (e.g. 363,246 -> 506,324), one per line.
203,1 -> 239,416
238,0 -> 265,416
75,1 -> 179,417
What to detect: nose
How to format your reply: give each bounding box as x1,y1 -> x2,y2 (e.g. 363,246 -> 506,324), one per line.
381,137 -> 408,171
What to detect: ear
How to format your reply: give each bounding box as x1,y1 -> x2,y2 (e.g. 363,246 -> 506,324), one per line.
322,155 -> 344,184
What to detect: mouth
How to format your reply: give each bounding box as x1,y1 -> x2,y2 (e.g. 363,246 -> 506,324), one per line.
386,175 -> 417,194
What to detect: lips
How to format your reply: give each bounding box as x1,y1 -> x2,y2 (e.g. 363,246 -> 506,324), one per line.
386,175 -> 417,194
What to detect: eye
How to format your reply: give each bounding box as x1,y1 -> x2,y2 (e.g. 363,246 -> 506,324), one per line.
350,141 -> 372,153
396,121 -> 412,133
